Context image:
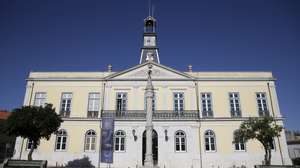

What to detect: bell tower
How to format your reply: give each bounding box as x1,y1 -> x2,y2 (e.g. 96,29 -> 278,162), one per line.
139,16 -> 160,64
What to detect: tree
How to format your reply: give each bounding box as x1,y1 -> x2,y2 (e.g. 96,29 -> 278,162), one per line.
0,119 -> 16,162
4,104 -> 63,160
234,117 -> 282,165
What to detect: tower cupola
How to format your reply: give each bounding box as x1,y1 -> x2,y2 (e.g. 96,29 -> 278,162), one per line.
140,15 -> 160,64
144,16 -> 156,33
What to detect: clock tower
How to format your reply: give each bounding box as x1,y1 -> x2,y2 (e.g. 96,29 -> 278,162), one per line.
140,16 -> 160,64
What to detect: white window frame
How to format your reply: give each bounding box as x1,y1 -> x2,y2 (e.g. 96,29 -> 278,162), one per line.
34,92 -> 47,107
116,93 -> 127,113
55,129 -> 67,151
229,92 -> 241,117
60,93 -> 72,117
204,130 -> 216,152
84,130 -> 96,152
175,130 -> 187,152
114,130 -> 126,152
256,92 -> 269,116
233,131 -> 246,151
201,93 -> 213,117
173,92 -> 184,113
87,92 -> 100,118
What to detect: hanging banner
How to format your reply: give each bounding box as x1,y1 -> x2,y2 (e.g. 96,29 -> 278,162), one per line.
101,117 -> 114,163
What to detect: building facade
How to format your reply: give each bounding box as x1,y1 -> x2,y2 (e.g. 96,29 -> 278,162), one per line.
286,130 -> 300,160
13,15 -> 292,168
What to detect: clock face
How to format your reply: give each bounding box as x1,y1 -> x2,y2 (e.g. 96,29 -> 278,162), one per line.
144,36 -> 156,46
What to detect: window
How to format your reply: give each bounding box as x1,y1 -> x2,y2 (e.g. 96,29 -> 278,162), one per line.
234,131 -> 245,151
229,92 -> 241,117
55,129 -> 67,151
84,130 -> 96,151
87,93 -> 100,118
201,93 -> 213,117
60,93 -> 72,117
26,139 -> 37,150
174,92 -> 184,113
114,130 -> 125,152
256,92 -> 269,116
34,92 -> 46,107
116,93 -> 127,115
145,92 -> 155,112
204,130 -> 216,152
175,131 -> 186,152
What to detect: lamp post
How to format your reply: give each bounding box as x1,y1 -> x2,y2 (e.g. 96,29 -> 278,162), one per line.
144,64 -> 154,168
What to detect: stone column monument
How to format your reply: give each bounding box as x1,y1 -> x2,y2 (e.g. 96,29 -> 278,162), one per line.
144,64 -> 154,168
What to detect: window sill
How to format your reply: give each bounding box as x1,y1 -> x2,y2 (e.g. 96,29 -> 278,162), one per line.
114,150 -> 126,153
84,150 -> 96,153
175,151 -> 187,153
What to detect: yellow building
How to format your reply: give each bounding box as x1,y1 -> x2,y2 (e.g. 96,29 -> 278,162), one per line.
13,15 -> 291,168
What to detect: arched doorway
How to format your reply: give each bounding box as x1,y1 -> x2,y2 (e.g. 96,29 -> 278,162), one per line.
142,129 -> 158,165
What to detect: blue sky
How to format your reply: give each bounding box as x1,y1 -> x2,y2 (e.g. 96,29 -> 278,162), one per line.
0,0 -> 299,130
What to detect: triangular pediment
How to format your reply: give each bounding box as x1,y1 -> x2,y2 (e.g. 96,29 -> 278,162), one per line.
105,62 -> 194,80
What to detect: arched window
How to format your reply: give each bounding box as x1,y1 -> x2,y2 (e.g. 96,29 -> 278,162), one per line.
114,130 -> 125,152
233,130 -> 245,151
55,129 -> 67,151
84,130 -> 96,151
175,130 -> 186,152
204,130 -> 216,151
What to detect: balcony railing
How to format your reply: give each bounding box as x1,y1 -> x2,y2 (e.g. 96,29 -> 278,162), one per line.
87,111 -> 99,118
101,110 -> 199,120
231,110 -> 242,117
258,110 -> 270,117
60,111 -> 70,118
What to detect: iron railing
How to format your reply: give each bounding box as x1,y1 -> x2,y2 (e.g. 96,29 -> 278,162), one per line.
101,110 -> 199,120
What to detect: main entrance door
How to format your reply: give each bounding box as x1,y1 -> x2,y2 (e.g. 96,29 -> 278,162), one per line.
142,129 -> 158,165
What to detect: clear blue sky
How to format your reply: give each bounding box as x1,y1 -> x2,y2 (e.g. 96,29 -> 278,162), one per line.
0,0 -> 299,130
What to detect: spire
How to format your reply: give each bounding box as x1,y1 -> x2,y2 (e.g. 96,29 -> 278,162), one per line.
139,10 -> 160,64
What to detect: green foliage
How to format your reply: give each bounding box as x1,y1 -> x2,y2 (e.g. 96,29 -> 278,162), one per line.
234,117 -> 282,165
4,104 -> 63,160
0,120 -> 15,144
65,156 -> 95,168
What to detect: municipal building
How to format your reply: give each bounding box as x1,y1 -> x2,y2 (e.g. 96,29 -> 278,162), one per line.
13,15 -> 292,168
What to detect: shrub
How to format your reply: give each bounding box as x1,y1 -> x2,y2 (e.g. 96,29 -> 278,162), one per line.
65,156 -> 95,168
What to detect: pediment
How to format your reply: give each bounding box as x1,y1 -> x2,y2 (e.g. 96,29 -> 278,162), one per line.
105,62 -> 194,80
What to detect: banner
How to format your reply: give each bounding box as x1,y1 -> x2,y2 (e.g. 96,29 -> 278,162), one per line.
101,117 -> 114,163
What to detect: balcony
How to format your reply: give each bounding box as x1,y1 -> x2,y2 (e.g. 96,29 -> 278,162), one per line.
60,111 -> 70,118
231,110 -> 242,118
258,110 -> 270,117
87,111 -> 99,118
101,110 -> 199,120
202,110 -> 214,118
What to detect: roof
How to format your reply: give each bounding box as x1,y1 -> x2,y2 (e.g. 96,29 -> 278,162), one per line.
0,111 -> 11,120
27,63 -> 275,81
